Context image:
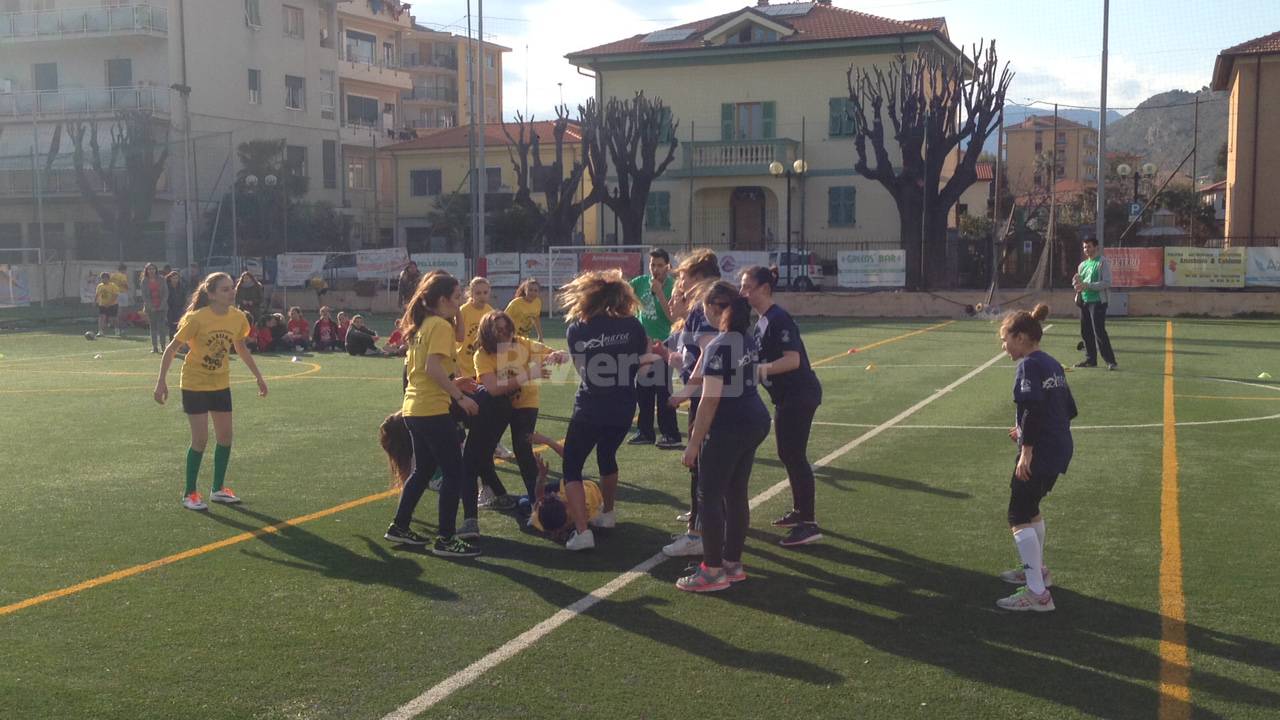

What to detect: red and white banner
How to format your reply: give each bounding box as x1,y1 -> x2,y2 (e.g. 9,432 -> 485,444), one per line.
356,247 -> 408,280
1104,248 -> 1163,288
521,253 -> 579,285
579,251 -> 643,278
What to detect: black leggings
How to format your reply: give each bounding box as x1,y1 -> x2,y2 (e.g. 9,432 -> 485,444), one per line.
1080,302 -> 1116,365
463,394 -> 513,513
687,396 -> 700,528
508,407 -> 540,496
698,419 -> 770,567
774,393 -> 821,522
395,414 -> 467,537
562,419 -> 628,484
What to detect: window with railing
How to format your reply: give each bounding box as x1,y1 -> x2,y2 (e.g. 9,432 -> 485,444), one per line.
345,29 -> 375,64
347,157 -> 370,190
721,101 -> 775,140
346,94 -> 378,127
285,75 -> 305,110
319,70 -> 335,119
248,68 -> 261,105
282,5 -> 303,39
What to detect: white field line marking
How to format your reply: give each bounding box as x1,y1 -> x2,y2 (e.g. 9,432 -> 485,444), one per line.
381,348 -> 1010,720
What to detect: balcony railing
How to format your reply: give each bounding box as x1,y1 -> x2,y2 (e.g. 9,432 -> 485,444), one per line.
408,117 -> 456,130
341,45 -> 401,70
1,4 -> 167,40
402,87 -> 457,103
0,167 -> 169,197
0,86 -> 170,120
402,54 -> 458,71
677,139 -> 800,175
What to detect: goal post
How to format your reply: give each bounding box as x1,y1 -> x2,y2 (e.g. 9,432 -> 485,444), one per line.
545,245 -> 652,319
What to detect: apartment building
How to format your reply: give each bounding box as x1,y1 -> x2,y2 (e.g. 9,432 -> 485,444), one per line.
1211,30 -> 1280,243
401,24 -> 506,131
1003,115 -> 1099,199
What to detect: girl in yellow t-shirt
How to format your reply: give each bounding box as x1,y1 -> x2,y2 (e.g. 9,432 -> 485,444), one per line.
387,271 -> 482,558
153,272 -> 268,512
473,310 -> 567,500
505,278 -> 543,342
455,276 -> 494,378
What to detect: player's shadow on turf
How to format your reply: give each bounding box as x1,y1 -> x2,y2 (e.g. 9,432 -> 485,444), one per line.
726,528 -> 1278,719
753,458 -> 971,499
202,505 -> 459,602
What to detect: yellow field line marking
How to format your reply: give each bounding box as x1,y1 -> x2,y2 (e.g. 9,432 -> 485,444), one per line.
809,320 -> 955,369
0,347 -> 135,364
0,357 -> 324,394
0,440 -> 561,618
1176,394 -> 1280,401
1159,320 -> 1192,720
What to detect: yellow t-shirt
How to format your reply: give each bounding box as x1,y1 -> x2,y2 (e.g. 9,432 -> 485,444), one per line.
95,282 -> 119,307
506,296 -> 542,338
110,271 -> 128,293
474,336 -> 553,410
174,306 -> 251,392
530,480 -> 603,533
456,301 -> 494,378
402,314 -> 458,417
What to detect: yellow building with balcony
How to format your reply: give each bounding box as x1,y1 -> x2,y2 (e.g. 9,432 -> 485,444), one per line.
566,0 -> 962,256
1003,115 -> 1098,200
1212,30 -> 1280,243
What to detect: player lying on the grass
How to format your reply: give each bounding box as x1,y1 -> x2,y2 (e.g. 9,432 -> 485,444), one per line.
675,282 -> 772,593
525,435 -> 603,541
153,271 -> 269,511
996,304 -> 1077,612
740,265 -> 825,547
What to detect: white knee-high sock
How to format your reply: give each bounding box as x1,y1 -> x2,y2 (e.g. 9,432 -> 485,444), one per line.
1013,527 -> 1046,594
1032,519 -> 1046,565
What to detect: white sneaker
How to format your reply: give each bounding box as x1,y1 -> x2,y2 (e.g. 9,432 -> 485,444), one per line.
996,586 -> 1055,612
210,488 -> 242,504
182,492 -> 208,511
565,528 -> 595,551
999,566 -> 1053,587
477,486 -> 496,507
588,510 -> 616,529
662,533 -> 703,557
493,443 -> 515,460
675,510 -> 692,523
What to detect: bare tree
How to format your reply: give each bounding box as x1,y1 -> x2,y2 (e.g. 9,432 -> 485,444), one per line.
66,110 -> 169,260
846,42 -> 1012,288
581,92 -> 678,246
503,105 -> 601,249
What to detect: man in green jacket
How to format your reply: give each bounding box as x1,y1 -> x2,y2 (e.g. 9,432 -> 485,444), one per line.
1073,238 -> 1118,370
630,248 -> 682,448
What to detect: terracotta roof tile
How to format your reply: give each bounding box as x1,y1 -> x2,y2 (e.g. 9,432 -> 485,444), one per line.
1213,30 -> 1280,90
386,121 -> 582,151
1006,115 -> 1091,131
567,2 -> 948,60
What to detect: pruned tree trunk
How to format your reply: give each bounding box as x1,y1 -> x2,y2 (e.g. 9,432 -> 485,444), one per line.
581,92 -> 678,246
503,105 -> 600,250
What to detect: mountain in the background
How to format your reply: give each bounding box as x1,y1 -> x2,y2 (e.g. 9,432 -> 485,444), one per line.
1105,89 -> 1228,181
982,107 -> 1121,154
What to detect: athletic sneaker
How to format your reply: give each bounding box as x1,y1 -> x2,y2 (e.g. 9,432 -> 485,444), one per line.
428,475 -> 443,492
1107,363 -> 1119,371
493,443 -> 515,460
999,566 -> 1054,588
457,517 -> 481,540
771,510 -> 804,528
779,523 -> 823,547
182,492 -> 208,511
565,528 -> 595,551
384,523 -> 429,546
210,488 -> 241,504
722,560 -> 747,583
996,586 -> 1055,612
476,486 -> 496,507
675,510 -> 692,523
662,533 -> 703,557
485,494 -> 519,512
676,563 -> 730,593
1073,361 -> 1097,368
588,510 -> 616,529
433,535 -> 481,558
656,435 -> 684,450
627,432 -> 655,445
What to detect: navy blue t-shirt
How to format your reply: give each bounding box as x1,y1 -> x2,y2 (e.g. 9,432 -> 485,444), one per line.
701,331 -> 772,434
755,304 -> 822,404
678,307 -> 716,383
567,314 -> 648,428
1014,350 -> 1077,475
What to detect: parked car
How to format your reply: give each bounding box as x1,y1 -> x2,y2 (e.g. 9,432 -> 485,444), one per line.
768,250 -> 824,290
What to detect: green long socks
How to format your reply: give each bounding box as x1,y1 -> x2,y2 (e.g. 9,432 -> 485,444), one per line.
185,445 -> 232,495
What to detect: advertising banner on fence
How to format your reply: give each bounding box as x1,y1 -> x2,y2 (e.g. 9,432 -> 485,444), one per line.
276,253 -> 328,287
716,251 -> 771,278
356,247 -> 408,280
0,265 -> 31,306
521,253 -> 579,285
1245,247 -> 1280,287
1104,247 -> 1164,287
1164,247 -> 1246,288
484,253 -> 521,286
410,253 -> 467,279
579,251 -> 644,278
837,250 -> 906,288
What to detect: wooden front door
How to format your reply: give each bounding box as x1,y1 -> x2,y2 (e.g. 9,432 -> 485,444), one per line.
730,187 -> 766,250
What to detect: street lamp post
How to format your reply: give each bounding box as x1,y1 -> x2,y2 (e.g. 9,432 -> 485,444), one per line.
769,158 -> 808,289
244,172 -> 284,304
1117,162 -> 1156,206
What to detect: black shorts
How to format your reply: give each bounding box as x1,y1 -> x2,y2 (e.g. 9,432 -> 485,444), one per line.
98,304 -> 118,318
182,388 -> 233,415
562,419 -> 629,483
1007,466 -> 1059,526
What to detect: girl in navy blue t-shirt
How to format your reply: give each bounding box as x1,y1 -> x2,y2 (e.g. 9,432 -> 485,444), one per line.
558,270 -> 653,551
996,304 -> 1077,612
740,266 -> 824,547
676,282 -> 772,592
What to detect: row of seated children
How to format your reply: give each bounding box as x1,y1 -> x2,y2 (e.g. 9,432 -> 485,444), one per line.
242,305 -> 407,356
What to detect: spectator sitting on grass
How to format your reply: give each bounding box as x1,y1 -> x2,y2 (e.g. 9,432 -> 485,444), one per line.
345,315 -> 381,356
266,313 -> 287,351
336,311 -> 351,345
312,306 -> 340,352
284,306 -> 310,351
383,319 -> 408,356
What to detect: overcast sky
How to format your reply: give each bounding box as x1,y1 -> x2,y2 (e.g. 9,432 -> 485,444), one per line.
410,0 -> 1280,121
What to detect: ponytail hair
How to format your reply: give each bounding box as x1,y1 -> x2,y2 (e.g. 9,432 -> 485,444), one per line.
1000,303 -> 1051,342
741,265 -> 780,292
704,281 -> 752,334
379,412 -> 413,488
400,272 -> 460,340
185,271 -> 233,315
557,269 -> 638,323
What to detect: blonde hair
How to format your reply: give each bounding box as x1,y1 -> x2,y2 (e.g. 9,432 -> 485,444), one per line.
467,276 -> 491,299
675,249 -> 720,281
557,269 -> 638,323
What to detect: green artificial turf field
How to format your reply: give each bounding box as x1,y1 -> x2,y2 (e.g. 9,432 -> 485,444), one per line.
1,311 -> 1277,719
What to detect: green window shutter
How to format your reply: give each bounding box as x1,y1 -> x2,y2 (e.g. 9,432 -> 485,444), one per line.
721,103 -> 734,141
843,99 -> 858,136
829,187 -> 856,226
645,194 -> 657,228
827,187 -> 840,225
762,101 -> 776,139
657,108 -> 673,143
646,192 -> 671,229
829,97 -> 845,137
658,192 -> 670,229
845,186 -> 856,225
